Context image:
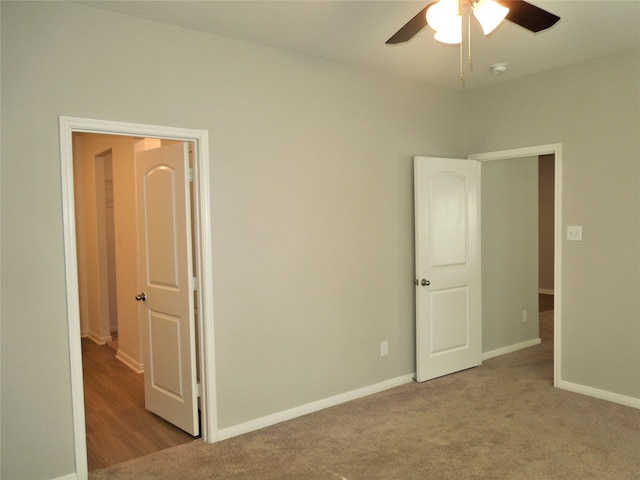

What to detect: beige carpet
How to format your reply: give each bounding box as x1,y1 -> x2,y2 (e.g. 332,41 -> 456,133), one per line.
90,311 -> 640,479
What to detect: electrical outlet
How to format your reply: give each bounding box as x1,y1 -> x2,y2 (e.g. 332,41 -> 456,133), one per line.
567,225 -> 583,241
380,341 -> 388,356
522,310 -> 527,322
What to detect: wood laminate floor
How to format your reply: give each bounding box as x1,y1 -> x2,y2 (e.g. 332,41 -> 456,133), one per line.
82,338 -> 196,471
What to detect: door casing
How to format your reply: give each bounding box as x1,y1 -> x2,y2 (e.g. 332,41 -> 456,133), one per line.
469,143 -> 562,387
59,116 -> 218,479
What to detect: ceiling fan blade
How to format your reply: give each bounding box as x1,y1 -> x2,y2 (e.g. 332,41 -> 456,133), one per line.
386,5 -> 430,44
499,0 -> 560,33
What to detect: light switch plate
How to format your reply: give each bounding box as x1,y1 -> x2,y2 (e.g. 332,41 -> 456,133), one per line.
567,226 -> 583,241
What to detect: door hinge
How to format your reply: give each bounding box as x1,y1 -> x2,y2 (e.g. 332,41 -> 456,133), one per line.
188,167 -> 194,182
196,383 -> 202,398
191,277 -> 197,291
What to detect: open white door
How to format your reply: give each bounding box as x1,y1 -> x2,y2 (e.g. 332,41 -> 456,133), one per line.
414,156 -> 481,382
135,142 -> 199,436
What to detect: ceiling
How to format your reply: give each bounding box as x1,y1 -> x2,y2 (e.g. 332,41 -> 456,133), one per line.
81,0 -> 640,90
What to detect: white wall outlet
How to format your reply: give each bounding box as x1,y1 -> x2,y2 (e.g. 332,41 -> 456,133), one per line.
567,225 -> 583,241
380,340 -> 388,356
522,310 -> 527,322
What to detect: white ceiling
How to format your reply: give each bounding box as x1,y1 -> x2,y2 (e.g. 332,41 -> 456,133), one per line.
81,0 -> 640,89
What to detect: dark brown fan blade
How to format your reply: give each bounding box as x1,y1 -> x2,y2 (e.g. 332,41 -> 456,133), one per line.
499,0 -> 560,33
385,5 -> 431,44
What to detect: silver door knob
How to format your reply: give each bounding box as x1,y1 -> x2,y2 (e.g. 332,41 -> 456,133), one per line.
421,279 -> 430,286
135,292 -> 146,302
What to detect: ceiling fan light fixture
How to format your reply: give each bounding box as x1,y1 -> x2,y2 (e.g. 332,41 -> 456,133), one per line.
473,0 -> 509,35
426,0 -> 462,44
433,18 -> 462,44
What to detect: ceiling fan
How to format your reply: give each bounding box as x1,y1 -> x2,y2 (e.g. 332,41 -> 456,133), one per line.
386,0 -> 560,82
387,0 -> 560,45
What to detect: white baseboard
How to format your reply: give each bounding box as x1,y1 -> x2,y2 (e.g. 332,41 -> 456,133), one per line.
482,338 -> 542,361
115,349 -> 144,373
217,374 -> 415,441
85,331 -> 112,345
539,288 -> 554,295
556,379 -> 640,409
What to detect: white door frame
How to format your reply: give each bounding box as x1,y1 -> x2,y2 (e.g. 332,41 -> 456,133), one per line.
59,116 -> 218,479
469,143 -> 562,387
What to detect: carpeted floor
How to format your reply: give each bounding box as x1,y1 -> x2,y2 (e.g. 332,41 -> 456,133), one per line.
90,310 -> 640,479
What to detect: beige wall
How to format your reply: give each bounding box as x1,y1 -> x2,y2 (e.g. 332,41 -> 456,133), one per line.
468,49 -> 640,399
0,2 -> 467,478
73,133 -> 141,365
481,156 -> 539,353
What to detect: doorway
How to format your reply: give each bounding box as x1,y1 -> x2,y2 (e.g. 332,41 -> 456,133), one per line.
95,149 -> 118,343
74,134 -> 197,469
60,117 -> 218,479
538,154 -> 555,348
469,144 -> 562,386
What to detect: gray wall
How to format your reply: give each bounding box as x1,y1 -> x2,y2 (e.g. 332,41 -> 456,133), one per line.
481,156 -> 539,353
468,50 -> 640,399
0,2 -> 466,478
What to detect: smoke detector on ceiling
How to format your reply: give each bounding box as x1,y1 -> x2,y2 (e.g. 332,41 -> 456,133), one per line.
491,63 -> 509,74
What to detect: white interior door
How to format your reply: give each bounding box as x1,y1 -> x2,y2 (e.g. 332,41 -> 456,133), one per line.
136,142 -> 199,436
414,156 -> 481,382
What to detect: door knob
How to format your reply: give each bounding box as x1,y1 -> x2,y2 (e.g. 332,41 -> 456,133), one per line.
135,292 -> 146,302
421,279 -> 430,286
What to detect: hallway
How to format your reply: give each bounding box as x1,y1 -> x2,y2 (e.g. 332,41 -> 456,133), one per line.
82,338 -> 196,470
